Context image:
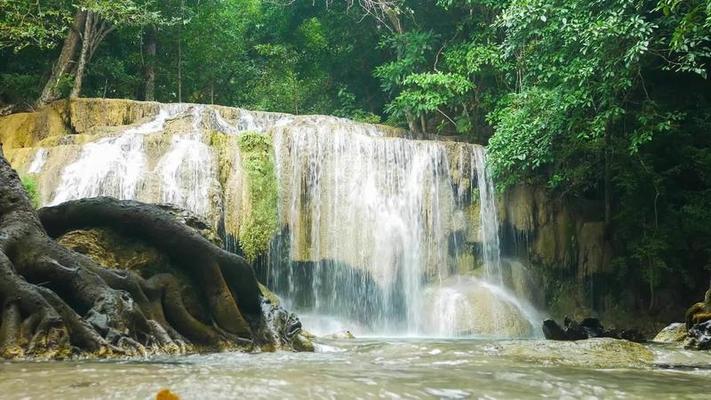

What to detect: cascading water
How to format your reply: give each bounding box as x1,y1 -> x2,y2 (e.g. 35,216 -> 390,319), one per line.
270,119 -> 456,334
51,106 -> 181,205
18,100 -> 540,339
28,148 -> 47,174
268,118 -> 540,337
472,146 -> 504,284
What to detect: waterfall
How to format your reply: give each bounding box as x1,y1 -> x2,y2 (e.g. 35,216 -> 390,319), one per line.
268,118 -> 540,336
472,146 -> 504,284
270,119 -> 456,334
20,100 -> 540,338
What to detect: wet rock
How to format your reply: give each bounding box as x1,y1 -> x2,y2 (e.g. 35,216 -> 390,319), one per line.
324,331 -> 356,340
499,338 -> 654,368
685,320 -> 711,350
685,286 -> 711,329
603,328 -> 646,343
653,323 -> 687,343
542,319 -> 569,340
291,333 -> 315,352
259,287 -> 313,352
542,318 -> 591,340
542,317 -> 644,342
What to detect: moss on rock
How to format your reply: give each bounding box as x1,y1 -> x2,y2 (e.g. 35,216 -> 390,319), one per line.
209,130 -> 234,187
237,131 -> 278,261
57,228 -> 168,272
0,101 -> 69,150
498,338 -> 654,368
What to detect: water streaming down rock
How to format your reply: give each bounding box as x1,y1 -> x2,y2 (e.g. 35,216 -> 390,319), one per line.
50,105 -> 181,205
28,148 -> 47,174
268,118 -> 541,336
10,99 -> 540,338
472,147 -> 504,284
270,119 -> 456,333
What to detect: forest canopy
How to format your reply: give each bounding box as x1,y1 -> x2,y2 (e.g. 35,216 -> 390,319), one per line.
1,0 -> 710,311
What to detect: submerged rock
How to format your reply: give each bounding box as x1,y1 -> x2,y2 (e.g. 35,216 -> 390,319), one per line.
498,338 -> 654,368
653,323 -> 688,343
323,331 -> 356,340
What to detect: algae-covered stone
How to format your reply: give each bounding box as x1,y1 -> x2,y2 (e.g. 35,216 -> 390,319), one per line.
497,338 -> 654,368
653,323 -> 687,343
0,101 -> 69,150
68,98 -> 160,134
236,131 -> 278,261
291,333 -> 316,352
57,228 -> 168,271
259,282 -> 282,307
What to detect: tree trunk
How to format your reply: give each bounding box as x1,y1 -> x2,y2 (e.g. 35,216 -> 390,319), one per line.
604,128 -> 611,228
70,12 -> 94,99
36,10 -> 86,108
143,28 -> 157,101
177,0 -> 184,103
0,154 -> 305,359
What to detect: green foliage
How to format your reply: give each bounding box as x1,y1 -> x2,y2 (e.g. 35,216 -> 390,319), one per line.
489,0 -> 711,307
333,86 -> 381,123
656,0 -> 711,78
237,132 -> 278,261
389,72 -> 472,131
0,73 -> 41,104
0,0 -> 71,51
81,0 -> 164,26
487,88 -> 562,188
21,175 -> 40,208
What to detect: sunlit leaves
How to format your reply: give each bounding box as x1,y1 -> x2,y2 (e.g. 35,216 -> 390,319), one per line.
0,0 -> 72,51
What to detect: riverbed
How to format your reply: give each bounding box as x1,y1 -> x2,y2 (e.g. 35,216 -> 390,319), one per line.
1,338 -> 710,399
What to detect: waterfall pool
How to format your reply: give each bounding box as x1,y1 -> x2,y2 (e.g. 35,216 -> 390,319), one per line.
2,337 -> 709,399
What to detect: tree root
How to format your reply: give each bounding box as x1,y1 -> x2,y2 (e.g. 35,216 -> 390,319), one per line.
0,155 -> 304,359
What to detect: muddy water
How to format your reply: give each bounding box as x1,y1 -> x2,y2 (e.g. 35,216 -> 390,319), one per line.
2,338 -> 710,399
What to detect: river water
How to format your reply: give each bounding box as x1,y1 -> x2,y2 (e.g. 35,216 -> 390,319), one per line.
2,338 -> 710,399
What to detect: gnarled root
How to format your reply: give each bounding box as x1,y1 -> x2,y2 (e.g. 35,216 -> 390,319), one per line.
0,154 -> 285,359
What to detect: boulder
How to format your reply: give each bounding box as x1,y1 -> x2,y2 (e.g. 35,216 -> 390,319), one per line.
685,287 -> 711,329
542,317 -> 644,342
685,320 -> 711,350
652,323 -> 687,343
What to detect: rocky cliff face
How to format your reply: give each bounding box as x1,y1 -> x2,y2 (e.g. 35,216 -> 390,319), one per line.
498,184 -> 614,320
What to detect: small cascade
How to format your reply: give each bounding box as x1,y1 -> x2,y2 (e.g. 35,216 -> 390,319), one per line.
155,105 -> 216,216
50,105 -> 182,205
472,146 -> 504,284
420,146 -> 542,337
28,148 -> 47,174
